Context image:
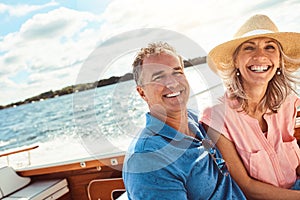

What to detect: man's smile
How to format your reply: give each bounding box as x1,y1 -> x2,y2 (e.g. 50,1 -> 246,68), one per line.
163,90 -> 183,98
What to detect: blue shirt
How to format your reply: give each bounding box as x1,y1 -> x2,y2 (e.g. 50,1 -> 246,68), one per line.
123,110 -> 246,200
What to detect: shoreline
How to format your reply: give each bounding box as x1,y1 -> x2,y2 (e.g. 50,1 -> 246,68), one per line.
0,56 -> 206,110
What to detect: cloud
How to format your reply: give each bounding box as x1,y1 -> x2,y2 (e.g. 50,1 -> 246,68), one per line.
1,0 -> 300,105
0,7 -> 101,72
98,0 -> 257,50
99,0 -> 300,51
0,7 -> 104,105
0,1 -> 59,17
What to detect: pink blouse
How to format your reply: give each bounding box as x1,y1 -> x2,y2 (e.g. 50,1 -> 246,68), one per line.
200,93 -> 300,188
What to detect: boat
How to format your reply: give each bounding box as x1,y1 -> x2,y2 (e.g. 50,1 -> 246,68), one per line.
0,149 -> 126,200
1,110 -> 299,200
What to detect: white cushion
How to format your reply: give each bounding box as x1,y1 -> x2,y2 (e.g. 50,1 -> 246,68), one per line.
0,166 -> 69,200
2,179 -> 69,200
0,167 -> 31,198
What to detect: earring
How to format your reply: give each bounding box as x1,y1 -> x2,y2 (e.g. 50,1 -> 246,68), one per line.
277,68 -> 281,75
236,69 -> 240,76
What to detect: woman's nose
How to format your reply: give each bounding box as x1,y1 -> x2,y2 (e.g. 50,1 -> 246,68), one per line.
253,49 -> 267,60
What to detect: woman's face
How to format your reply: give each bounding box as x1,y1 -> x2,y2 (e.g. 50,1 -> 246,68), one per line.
235,37 -> 280,89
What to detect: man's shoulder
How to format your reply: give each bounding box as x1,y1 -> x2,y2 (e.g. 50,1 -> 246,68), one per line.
129,128 -> 167,154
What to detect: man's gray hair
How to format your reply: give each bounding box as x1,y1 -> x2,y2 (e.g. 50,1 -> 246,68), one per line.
132,42 -> 184,85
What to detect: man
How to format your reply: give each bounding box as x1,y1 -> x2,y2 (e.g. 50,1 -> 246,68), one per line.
122,42 -> 246,199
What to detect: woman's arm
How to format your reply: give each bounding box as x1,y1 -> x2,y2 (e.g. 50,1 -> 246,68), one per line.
204,124 -> 300,200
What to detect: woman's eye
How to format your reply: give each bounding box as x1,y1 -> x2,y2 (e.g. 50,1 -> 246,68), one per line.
243,46 -> 254,51
265,45 -> 275,50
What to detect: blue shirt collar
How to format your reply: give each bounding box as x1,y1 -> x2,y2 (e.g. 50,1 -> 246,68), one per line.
145,111 -> 204,141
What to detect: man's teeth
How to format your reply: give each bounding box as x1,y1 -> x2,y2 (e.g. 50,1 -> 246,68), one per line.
165,92 -> 180,98
250,65 -> 269,72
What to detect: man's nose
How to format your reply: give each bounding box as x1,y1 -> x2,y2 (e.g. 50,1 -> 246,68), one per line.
164,75 -> 179,88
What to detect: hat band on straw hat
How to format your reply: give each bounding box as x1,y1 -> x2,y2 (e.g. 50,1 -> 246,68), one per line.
241,29 -> 275,38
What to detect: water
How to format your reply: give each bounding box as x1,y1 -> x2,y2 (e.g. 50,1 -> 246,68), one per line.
0,95 -> 75,150
0,82 -> 140,168
0,64 -> 222,168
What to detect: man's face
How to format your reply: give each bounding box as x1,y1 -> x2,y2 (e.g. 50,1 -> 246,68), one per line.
137,52 -> 190,116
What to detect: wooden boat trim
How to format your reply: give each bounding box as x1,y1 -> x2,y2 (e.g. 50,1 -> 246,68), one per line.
87,177 -> 125,200
18,151 -> 125,177
0,145 -> 39,157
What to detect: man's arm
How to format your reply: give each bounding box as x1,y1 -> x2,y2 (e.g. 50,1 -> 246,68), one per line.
123,153 -> 188,200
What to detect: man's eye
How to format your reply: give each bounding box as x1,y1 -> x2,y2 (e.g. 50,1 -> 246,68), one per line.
174,71 -> 183,75
153,76 -> 162,81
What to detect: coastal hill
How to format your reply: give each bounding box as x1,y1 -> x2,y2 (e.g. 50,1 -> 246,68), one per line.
0,56 -> 206,110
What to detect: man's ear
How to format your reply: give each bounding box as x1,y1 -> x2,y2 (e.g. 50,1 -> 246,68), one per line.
137,86 -> 147,101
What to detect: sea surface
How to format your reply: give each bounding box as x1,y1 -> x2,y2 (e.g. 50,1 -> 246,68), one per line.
0,64 -> 224,168
1,64 -> 298,168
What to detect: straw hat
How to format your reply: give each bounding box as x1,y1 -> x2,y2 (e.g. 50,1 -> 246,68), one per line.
207,14 -> 300,74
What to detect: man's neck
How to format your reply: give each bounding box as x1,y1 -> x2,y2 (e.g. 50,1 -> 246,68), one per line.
150,109 -> 190,134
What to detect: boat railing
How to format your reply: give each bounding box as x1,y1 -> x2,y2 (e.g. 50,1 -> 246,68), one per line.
0,145 -> 39,167
189,83 -> 223,98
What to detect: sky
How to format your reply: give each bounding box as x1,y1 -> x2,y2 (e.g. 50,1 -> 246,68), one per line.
0,0 -> 300,105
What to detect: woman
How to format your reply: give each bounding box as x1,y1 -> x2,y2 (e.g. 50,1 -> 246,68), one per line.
201,14 -> 300,199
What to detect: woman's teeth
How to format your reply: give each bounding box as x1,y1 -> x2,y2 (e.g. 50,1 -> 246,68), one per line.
249,65 -> 269,72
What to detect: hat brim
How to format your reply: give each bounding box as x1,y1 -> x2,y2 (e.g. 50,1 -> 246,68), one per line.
208,32 -> 300,74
